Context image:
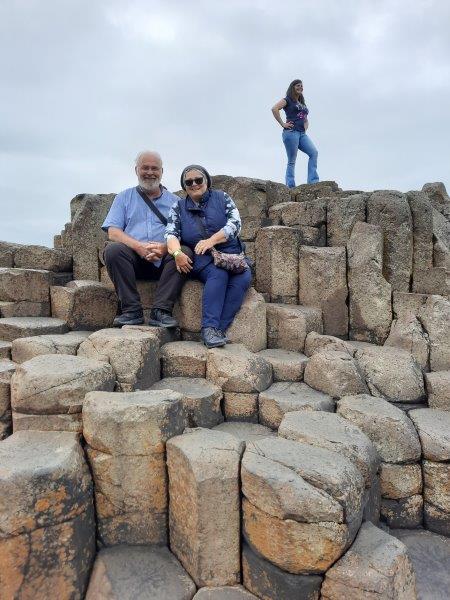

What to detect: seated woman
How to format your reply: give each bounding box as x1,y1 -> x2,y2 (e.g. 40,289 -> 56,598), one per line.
165,164 -> 252,348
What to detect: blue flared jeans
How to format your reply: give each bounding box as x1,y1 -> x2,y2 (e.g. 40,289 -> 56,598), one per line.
282,129 -> 319,188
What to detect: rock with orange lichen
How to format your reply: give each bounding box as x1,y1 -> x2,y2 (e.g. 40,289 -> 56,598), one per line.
0,430 -> 95,599
241,437 -> 365,574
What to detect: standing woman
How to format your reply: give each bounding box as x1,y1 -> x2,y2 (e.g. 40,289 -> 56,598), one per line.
165,165 -> 252,349
272,79 -> 319,188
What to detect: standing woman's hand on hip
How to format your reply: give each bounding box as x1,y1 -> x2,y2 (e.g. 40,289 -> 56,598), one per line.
283,121 -> 294,129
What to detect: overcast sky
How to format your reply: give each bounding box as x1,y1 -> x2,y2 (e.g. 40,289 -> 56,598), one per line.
1,0 -> 449,246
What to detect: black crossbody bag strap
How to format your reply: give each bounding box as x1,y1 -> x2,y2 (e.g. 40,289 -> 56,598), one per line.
136,187 -> 168,226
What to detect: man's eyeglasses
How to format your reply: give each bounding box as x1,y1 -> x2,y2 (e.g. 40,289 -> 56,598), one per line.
185,177 -> 204,187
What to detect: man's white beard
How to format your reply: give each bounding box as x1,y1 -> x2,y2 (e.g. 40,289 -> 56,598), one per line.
139,177 -> 161,193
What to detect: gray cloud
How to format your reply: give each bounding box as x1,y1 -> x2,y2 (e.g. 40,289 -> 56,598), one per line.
1,0 -> 449,245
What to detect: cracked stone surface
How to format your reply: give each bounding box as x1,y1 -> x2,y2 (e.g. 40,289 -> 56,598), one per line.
12,331 -> 90,364
278,411 -> 380,488
0,316 -> 68,342
241,436 -> 364,574
355,345 -> 425,403
86,546 -> 196,600
11,353 -> 115,418
151,377 -> 223,428
321,521 -> 416,599
259,381 -> 334,429
409,408 -> 450,461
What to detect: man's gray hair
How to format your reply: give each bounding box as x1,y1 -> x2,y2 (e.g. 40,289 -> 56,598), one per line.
135,150 -> 163,167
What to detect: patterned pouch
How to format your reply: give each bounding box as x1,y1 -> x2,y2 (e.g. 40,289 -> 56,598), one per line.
210,248 -> 249,274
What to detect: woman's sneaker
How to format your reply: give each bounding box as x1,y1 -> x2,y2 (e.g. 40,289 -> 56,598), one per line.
215,328 -> 229,343
201,327 -> 226,349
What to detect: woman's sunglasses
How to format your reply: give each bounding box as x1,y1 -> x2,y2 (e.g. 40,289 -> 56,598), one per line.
185,177 -> 204,187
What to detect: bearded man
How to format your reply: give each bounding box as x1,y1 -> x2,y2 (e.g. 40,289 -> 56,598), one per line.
102,150 -> 193,327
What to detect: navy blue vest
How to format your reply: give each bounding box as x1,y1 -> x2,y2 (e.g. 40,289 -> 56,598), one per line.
177,189 -> 243,273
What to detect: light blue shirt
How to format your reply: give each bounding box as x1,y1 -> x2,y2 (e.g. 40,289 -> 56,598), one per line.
102,186 -> 178,267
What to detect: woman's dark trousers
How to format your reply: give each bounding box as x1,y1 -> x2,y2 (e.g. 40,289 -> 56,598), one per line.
195,262 -> 252,330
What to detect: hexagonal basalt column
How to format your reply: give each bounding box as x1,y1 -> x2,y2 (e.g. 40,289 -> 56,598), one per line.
206,344 -> 272,394
167,428 -> 244,587
78,327 -> 160,391
11,354 -> 115,432
321,522 -> 416,599
51,280 -> 118,330
151,377 -> 223,428
410,408 -> 450,535
241,437 -> 365,574
0,430 -> 95,599
338,395 -> 423,528
83,389 -> 187,546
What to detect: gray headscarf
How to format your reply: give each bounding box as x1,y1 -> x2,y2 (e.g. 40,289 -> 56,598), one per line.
180,164 -> 211,191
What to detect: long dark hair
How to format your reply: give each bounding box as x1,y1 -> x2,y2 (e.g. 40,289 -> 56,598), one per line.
286,79 -> 305,105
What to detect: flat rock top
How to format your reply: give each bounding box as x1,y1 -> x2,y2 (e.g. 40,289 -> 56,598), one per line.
14,331 -> 90,347
0,430 -> 82,474
82,327 -> 158,342
86,545 -> 196,600
279,411 -> 379,486
247,436 -> 363,495
0,316 -> 66,328
258,348 -> 308,362
260,381 -> 333,403
266,303 -> 321,316
338,394 -> 411,420
168,428 -> 244,477
409,408 -> 450,461
67,279 -> 108,289
213,422 -> 275,443
390,529 -> 450,600
0,266 -> 50,275
16,352 -> 110,376
323,521 -> 413,582
194,586 -> 258,599
151,377 -> 222,399
84,389 -> 184,414
161,341 -> 208,356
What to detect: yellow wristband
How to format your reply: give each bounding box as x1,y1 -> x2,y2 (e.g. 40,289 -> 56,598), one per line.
172,249 -> 182,258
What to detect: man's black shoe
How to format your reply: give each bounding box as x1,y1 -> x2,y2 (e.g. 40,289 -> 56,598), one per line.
201,327 -> 226,349
148,308 -> 179,328
113,311 -> 144,327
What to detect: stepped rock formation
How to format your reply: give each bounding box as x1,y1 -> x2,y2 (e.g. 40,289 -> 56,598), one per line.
1,176 -> 449,598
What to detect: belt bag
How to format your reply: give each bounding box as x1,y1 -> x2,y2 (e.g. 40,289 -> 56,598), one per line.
210,247 -> 248,274
192,212 -> 249,274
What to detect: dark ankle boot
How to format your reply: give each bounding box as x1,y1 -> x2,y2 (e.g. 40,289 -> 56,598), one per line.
148,308 -> 179,328
113,311 -> 144,327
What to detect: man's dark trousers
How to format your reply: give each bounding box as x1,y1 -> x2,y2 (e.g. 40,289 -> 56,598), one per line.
104,242 -> 194,315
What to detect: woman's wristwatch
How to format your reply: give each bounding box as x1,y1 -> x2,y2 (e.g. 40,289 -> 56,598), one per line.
172,249 -> 183,258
